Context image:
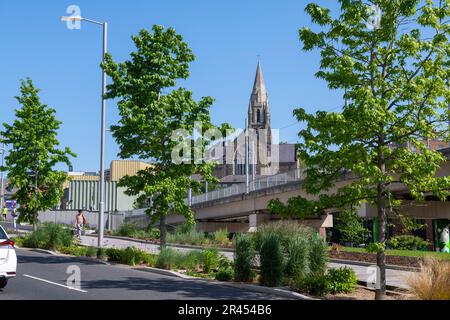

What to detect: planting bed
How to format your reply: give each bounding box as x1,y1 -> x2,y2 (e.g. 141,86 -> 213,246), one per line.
324,286 -> 411,300
329,251 -> 422,268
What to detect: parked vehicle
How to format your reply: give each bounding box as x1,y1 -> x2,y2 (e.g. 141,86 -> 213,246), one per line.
0,225 -> 17,289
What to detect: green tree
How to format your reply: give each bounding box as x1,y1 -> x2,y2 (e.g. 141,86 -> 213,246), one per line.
1,79 -> 75,230
102,25 -> 229,248
335,210 -> 369,245
270,0 -> 450,299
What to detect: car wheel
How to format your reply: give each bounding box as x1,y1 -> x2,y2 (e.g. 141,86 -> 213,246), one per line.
0,278 -> 8,289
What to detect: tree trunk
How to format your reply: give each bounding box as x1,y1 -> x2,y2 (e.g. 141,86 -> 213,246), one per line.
375,156 -> 387,300
375,204 -> 387,300
33,210 -> 38,232
159,215 -> 167,249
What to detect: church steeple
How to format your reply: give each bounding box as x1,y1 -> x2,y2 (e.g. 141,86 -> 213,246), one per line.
251,62 -> 267,103
248,62 -> 270,129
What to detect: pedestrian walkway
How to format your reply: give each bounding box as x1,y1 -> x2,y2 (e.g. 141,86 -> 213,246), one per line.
328,262 -> 410,289
80,235 -> 412,290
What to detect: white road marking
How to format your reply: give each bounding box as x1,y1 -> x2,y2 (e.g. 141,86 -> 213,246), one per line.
23,274 -> 88,293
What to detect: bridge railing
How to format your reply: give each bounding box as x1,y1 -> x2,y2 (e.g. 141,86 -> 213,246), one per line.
189,168 -> 305,205
249,168 -> 305,192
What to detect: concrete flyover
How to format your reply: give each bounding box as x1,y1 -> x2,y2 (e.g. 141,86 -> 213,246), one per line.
165,150 -> 450,233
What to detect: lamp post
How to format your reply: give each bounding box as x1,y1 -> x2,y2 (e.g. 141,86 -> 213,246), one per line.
61,15 -> 108,248
0,143 -> 5,215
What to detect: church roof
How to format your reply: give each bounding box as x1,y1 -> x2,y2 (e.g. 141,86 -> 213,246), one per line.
251,62 -> 268,104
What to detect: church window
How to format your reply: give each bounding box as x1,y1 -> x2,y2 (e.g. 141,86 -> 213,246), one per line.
257,109 -> 261,123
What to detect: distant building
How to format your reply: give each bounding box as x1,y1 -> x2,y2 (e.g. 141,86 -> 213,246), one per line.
211,63 -> 299,186
61,160 -> 152,211
109,160 -> 152,182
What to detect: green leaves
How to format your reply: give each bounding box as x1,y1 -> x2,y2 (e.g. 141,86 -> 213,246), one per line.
103,25 -> 229,227
274,1 -> 450,235
1,79 -> 75,225
305,3 -> 333,26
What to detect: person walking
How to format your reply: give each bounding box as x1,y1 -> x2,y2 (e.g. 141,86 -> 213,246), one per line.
75,210 -> 87,240
11,208 -> 18,231
2,207 -> 7,222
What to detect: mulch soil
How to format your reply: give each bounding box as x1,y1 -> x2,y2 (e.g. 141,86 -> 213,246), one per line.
324,286 -> 412,300
329,250 -> 422,268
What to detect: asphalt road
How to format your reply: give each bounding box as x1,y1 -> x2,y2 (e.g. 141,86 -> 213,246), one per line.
0,249 -> 285,300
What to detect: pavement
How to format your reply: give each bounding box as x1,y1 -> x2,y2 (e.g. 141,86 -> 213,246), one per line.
80,235 -> 412,290
1,248 -> 288,300
1,223 -> 412,292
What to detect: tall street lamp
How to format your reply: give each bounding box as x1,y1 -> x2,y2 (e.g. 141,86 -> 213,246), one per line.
61,15 -> 108,248
0,143 -> 6,214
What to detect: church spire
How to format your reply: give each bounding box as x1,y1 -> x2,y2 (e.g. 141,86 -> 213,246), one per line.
248,62 -> 270,129
251,62 -> 267,103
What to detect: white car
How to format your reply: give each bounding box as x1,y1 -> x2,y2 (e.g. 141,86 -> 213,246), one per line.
0,225 -> 17,289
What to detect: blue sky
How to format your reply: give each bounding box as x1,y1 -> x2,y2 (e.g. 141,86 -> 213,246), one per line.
0,0 -> 343,172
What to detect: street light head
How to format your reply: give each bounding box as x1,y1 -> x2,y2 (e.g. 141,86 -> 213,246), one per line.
60,15 -> 82,22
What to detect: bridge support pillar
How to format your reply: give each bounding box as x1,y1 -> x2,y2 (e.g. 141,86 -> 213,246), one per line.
249,212 -> 271,232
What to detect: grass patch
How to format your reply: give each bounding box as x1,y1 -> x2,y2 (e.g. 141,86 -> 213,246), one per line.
113,223 -> 160,240
337,246 -> 450,261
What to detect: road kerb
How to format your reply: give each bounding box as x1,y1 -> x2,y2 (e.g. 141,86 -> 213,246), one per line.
16,246 -> 110,265
133,266 -> 317,300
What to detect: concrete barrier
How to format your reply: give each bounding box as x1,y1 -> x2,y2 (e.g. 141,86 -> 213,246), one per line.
38,210 -> 125,231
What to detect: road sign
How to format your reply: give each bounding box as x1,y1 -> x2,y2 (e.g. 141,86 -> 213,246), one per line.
4,200 -> 16,210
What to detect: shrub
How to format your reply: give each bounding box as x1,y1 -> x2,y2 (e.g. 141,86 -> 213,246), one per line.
214,229 -> 230,246
60,246 -> 88,257
308,233 -> 328,276
11,236 -> 25,247
218,254 -> 233,270
215,268 -> 234,282
285,234 -> 309,279
131,230 -> 148,239
179,250 -> 203,271
105,248 -> 124,262
97,247 -> 107,260
253,221 -> 312,251
365,242 -> 386,254
22,232 -> 42,249
119,247 -> 136,265
142,253 -> 158,267
389,235 -> 430,251
156,247 -> 181,270
119,247 -> 150,266
326,267 -> 357,294
85,246 -> 98,258
259,234 -> 283,287
46,223 -> 73,250
234,234 -> 255,282
293,273 -> 330,297
149,228 -> 160,239
22,223 -> 73,250
167,228 -> 205,246
335,210 -> 369,245
115,223 -> 139,237
406,257 -> 450,300
178,223 -> 195,234
203,248 -> 219,273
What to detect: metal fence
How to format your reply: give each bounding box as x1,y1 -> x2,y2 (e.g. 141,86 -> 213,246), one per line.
189,168 -> 305,205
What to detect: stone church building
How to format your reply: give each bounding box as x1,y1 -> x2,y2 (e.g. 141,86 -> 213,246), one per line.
211,63 -> 299,187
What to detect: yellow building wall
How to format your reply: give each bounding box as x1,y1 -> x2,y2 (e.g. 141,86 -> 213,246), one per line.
63,174 -> 99,189
110,160 -> 152,182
